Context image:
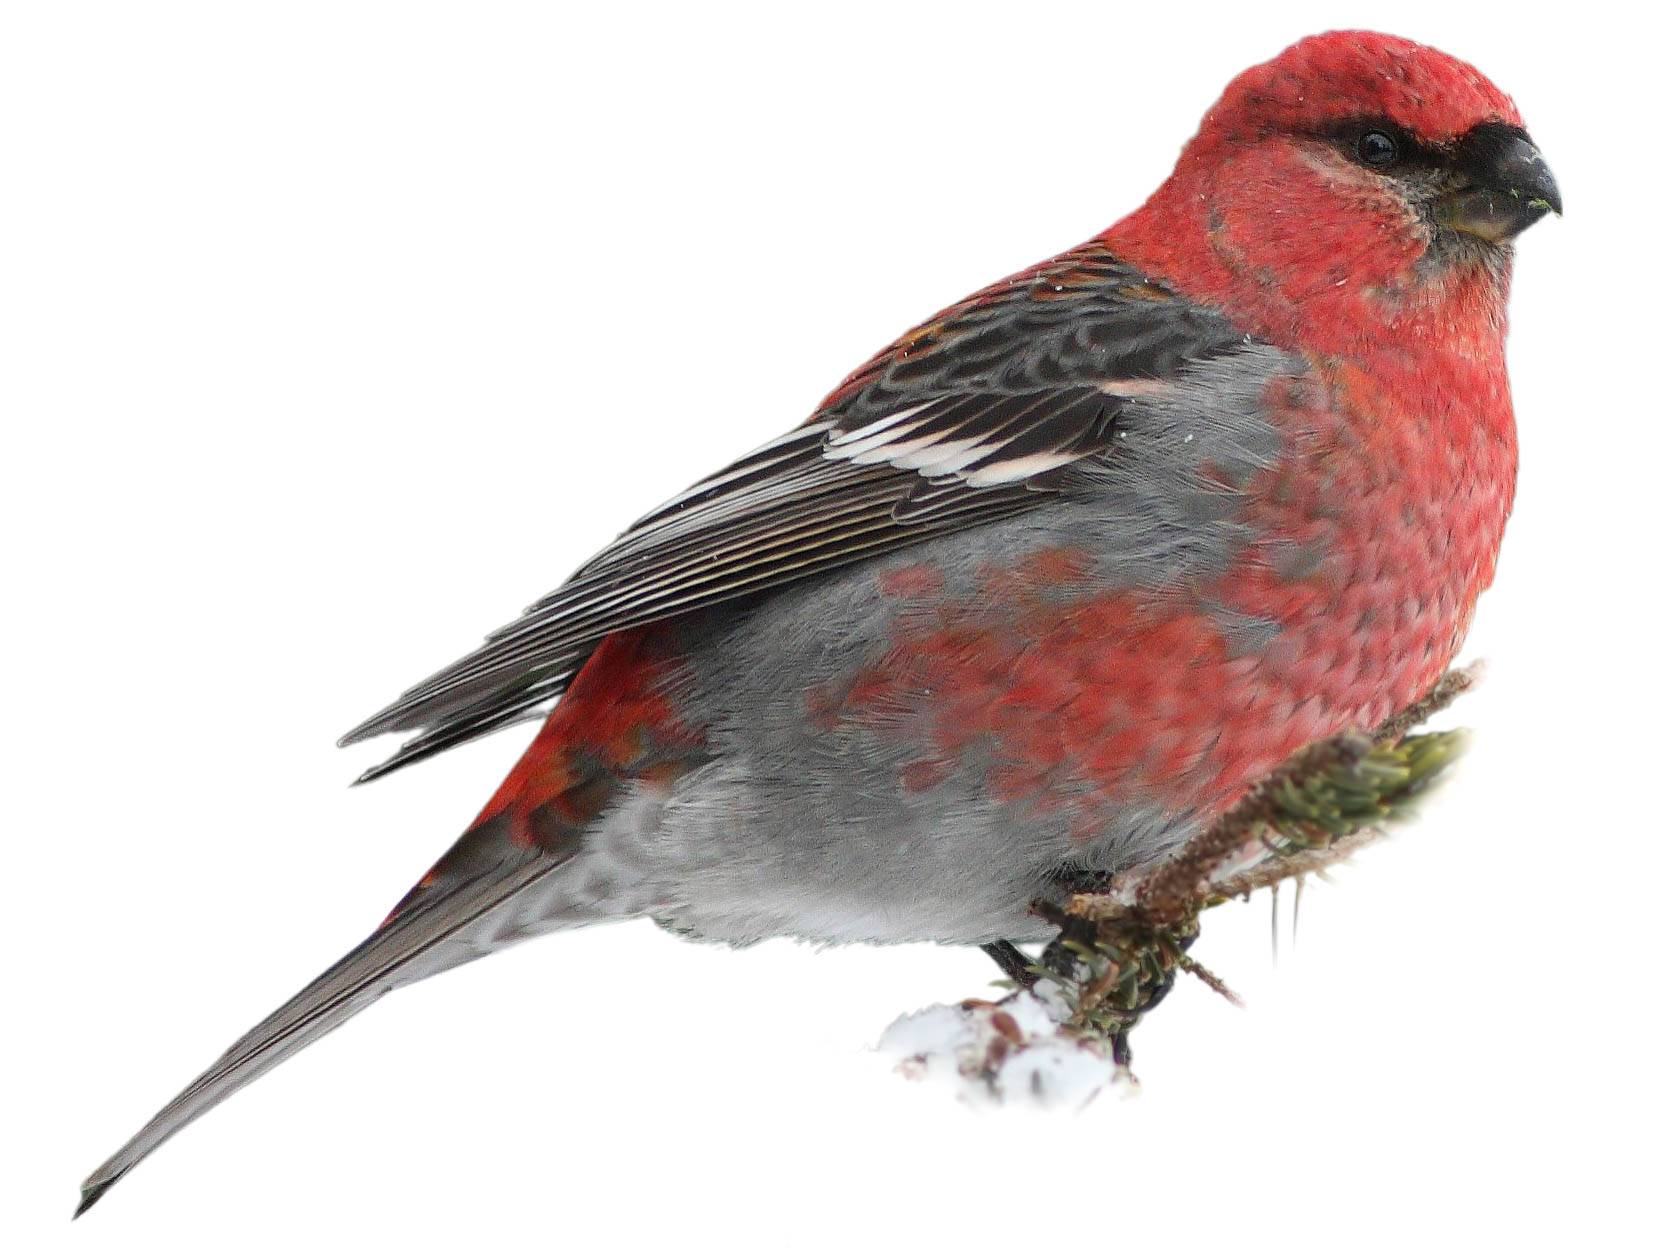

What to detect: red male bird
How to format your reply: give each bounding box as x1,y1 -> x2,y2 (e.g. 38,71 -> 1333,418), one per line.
81,30 -> 1558,1213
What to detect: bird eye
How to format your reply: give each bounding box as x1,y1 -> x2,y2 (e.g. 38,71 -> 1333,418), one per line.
1356,130 -> 1400,168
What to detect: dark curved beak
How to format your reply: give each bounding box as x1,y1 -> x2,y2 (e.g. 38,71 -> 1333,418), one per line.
1439,122 -> 1561,242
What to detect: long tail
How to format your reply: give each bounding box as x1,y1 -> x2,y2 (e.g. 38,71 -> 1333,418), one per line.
79,628 -> 703,1216
76,828 -> 579,1217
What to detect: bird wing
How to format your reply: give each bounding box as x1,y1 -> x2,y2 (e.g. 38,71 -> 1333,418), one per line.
340,240 -> 1251,782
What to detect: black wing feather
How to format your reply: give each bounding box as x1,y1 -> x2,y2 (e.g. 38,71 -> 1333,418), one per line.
341,241 -> 1248,780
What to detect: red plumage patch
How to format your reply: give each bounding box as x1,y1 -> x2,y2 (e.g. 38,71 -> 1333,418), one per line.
470,628 -> 705,842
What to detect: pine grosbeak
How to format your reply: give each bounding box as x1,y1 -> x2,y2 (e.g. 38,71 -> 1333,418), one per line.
81,29 -> 1558,1213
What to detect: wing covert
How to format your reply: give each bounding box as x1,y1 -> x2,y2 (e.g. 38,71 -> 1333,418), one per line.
342,240 -> 1252,781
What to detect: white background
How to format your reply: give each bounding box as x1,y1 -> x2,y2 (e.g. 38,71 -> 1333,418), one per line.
4,2 -> 1659,1245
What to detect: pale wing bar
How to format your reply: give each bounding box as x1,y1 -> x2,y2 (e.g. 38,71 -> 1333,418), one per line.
342,389 -> 1122,779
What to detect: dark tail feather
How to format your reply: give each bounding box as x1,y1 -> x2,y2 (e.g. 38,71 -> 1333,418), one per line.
76,847 -> 573,1217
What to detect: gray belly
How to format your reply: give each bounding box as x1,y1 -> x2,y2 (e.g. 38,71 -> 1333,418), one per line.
635,757 -> 1200,944
608,516 -> 1215,946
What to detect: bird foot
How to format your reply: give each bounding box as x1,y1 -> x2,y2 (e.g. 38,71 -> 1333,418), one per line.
979,939 -> 1039,987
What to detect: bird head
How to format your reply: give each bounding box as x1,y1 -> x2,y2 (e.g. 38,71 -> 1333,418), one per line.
1111,31 -> 1559,346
